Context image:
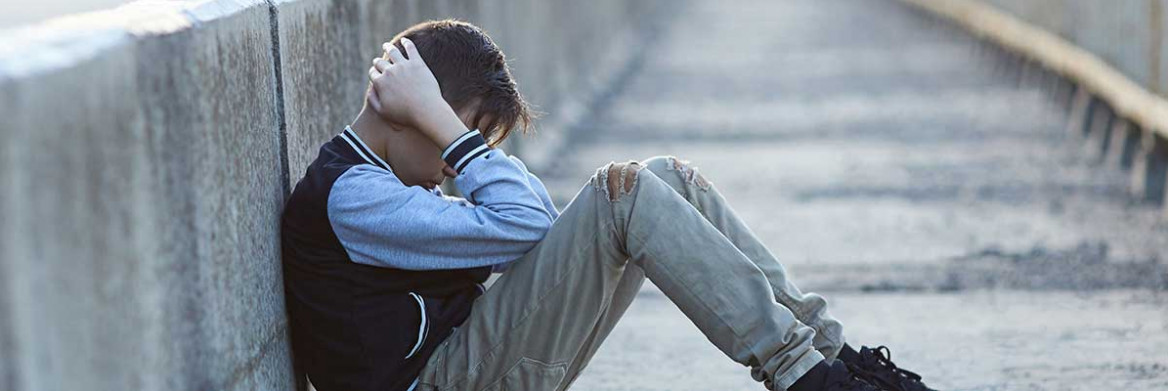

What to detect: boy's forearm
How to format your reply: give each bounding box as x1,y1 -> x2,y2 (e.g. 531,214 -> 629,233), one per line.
416,99 -> 471,149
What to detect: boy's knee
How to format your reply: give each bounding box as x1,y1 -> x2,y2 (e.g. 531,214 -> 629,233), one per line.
641,155 -> 710,191
591,160 -> 643,201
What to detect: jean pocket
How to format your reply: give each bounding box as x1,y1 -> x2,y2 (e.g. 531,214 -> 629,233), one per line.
481,357 -> 568,391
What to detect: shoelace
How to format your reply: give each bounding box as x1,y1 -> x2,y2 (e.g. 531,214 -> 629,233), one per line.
864,346 -> 923,382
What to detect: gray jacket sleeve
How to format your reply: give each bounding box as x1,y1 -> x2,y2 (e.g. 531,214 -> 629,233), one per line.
508,155 -> 560,221
327,148 -> 555,271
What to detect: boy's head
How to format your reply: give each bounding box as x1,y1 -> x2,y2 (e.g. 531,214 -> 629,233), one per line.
369,19 -> 534,190
385,19 -> 534,147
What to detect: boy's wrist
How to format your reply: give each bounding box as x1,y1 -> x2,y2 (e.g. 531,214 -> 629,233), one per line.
416,101 -> 469,148
441,128 -> 490,174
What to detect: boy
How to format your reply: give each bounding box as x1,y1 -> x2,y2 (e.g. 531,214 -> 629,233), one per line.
281,20 -> 937,391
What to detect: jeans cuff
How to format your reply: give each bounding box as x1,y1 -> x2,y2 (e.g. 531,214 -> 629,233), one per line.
821,334 -> 847,362
772,348 -> 827,391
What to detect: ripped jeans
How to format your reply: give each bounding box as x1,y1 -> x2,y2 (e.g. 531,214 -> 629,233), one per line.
415,156 -> 845,391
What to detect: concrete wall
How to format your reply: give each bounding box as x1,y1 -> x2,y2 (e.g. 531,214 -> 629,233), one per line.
0,0 -> 663,389
982,0 -> 1168,96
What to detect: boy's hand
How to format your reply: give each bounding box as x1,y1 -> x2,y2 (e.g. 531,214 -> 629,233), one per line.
367,38 -> 467,148
443,165 -> 458,178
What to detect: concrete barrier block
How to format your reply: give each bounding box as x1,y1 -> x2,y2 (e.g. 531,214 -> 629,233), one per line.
0,0 -> 294,389
273,0 -> 368,185
1082,99 -> 1114,161
133,2 -> 292,388
1131,130 -> 1168,204
1106,120 -> 1141,170
1,31 -> 152,391
1064,88 -> 1092,137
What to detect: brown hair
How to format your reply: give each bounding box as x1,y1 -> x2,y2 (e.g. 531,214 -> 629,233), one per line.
387,19 -> 536,147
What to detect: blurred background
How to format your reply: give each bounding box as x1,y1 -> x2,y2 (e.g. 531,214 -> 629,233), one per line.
2,0 -> 1167,390
0,0 -> 129,30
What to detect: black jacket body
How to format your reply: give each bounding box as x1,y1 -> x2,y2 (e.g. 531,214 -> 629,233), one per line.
281,134 -> 489,391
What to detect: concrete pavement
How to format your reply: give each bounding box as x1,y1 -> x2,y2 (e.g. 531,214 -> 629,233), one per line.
533,0 -> 1168,389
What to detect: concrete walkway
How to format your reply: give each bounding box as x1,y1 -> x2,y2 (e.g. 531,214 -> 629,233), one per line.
535,0 -> 1168,389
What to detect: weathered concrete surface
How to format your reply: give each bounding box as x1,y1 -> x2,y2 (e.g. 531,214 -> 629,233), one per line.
1,31 -> 149,391
135,3 -> 292,389
529,0 -> 1168,389
0,1 -> 292,390
274,0 -> 369,185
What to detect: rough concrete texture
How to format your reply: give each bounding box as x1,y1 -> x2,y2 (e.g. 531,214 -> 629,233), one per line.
1,0 -> 667,389
526,0 -> 1168,389
0,1 -> 292,390
274,0 -> 369,185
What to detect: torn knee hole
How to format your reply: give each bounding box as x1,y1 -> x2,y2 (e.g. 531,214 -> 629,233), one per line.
593,161 -> 642,201
664,156 -> 710,190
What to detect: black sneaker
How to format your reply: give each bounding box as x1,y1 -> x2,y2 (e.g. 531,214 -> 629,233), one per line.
824,359 -> 881,391
846,346 -> 936,391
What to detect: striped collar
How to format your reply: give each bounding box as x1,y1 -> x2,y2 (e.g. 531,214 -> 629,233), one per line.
340,125 -> 392,171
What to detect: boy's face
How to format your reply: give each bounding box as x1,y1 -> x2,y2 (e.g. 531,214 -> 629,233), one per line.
390,123 -> 449,191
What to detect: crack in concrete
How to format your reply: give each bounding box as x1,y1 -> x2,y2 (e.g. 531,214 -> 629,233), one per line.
265,0 -> 291,198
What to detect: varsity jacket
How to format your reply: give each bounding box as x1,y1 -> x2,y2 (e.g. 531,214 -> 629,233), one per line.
281,126 -> 558,391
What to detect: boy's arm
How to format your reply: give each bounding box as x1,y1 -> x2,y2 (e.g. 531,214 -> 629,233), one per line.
425,154 -> 557,274
328,144 -> 554,271
339,39 -> 552,270
486,155 -> 559,273
436,155 -> 559,220
508,155 -> 560,221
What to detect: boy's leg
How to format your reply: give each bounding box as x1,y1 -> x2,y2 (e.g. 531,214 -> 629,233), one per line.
639,156 -> 846,361
557,263 -> 646,389
416,160 -> 823,391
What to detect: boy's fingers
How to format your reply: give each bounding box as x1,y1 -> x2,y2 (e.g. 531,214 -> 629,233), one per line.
402,37 -> 424,64
366,88 -> 382,112
443,165 -> 458,177
367,66 -> 381,82
384,42 -> 406,64
372,57 -> 392,73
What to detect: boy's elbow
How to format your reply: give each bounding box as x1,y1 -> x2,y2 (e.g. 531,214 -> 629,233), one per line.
518,211 -> 554,242
487,207 -> 554,243
530,213 -> 554,239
